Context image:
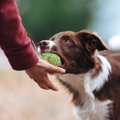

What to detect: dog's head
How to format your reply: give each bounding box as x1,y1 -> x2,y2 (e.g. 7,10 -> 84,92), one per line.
38,31 -> 109,74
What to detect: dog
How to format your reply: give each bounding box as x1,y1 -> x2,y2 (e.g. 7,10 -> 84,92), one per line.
38,30 -> 120,120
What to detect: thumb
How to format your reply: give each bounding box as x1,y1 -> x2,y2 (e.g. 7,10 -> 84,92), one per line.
38,59 -> 66,74
48,64 -> 66,74
46,63 -> 66,74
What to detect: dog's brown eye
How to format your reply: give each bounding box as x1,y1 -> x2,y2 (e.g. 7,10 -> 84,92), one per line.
64,39 -> 71,43
51,38 -> 55,41
62,35 -> 72,44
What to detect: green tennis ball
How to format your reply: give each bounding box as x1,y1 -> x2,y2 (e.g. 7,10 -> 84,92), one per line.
39,53 -> 62,66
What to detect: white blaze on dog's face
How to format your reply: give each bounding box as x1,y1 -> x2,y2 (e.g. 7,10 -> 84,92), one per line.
38,31 -> 109,74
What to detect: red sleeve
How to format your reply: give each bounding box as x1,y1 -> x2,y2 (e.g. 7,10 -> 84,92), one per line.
0,0 -> 39,70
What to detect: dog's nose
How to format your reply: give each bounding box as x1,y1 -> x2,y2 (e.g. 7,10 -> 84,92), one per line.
39,41 -> 49,49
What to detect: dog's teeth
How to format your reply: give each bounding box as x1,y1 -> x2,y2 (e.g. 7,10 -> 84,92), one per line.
37,47 -> 41,53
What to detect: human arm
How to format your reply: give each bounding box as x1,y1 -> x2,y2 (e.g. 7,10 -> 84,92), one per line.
0,0 -> 65,91
0,0 -> 38,70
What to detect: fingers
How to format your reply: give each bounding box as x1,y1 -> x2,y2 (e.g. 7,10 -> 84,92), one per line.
25,59 -> 64,91
47,65 -> 65,74
35,76 -> 58,91
40,61 -> 66,74
38,82 -> 49,90
43,77 -> 58,91
38,60 -> 66,74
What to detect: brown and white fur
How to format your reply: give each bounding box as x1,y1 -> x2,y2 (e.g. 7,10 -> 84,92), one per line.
38,31 -> 120,120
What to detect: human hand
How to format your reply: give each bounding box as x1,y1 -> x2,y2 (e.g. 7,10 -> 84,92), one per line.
25,59 -> 65,91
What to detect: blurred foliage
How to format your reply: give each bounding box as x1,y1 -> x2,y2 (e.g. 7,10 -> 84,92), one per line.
17,0 -> 94,42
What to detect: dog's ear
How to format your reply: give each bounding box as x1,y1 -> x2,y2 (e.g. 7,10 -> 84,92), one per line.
76,31 -> 109,53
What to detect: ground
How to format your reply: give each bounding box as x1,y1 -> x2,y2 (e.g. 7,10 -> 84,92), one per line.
0,50 -> 75,120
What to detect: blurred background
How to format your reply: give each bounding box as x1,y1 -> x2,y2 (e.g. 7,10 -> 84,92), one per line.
0,0 -> 120,120
17,0 -> 120,43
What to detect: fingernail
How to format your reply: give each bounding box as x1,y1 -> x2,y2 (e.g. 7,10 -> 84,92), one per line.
43,87 -> 49,90
60,68 -> 66,73
51,88 -> 58,91
39,85 -> 49,90
51,86 -> 59,91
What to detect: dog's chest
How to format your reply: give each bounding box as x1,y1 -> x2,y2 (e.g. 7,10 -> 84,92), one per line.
59,74 -> 112,120
73,99 -> 111,120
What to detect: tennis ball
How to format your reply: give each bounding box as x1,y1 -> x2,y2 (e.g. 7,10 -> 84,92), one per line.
39,53 -> 62,66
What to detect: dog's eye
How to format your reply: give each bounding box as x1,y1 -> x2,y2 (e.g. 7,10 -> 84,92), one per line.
51,38 -> 55,41
64,39 -> 71,43
62,35 -> 73,44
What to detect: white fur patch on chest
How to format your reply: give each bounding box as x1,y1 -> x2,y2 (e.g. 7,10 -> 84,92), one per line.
84,55 -> 112,99
73,99 -> 112,120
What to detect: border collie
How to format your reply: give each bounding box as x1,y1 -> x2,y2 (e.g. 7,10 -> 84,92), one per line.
38,31 -> 120,120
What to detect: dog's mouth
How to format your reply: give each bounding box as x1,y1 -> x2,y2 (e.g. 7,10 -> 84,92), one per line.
47,52 -> 66,68
38,47 -> 66,68
54,52 -> 66,68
